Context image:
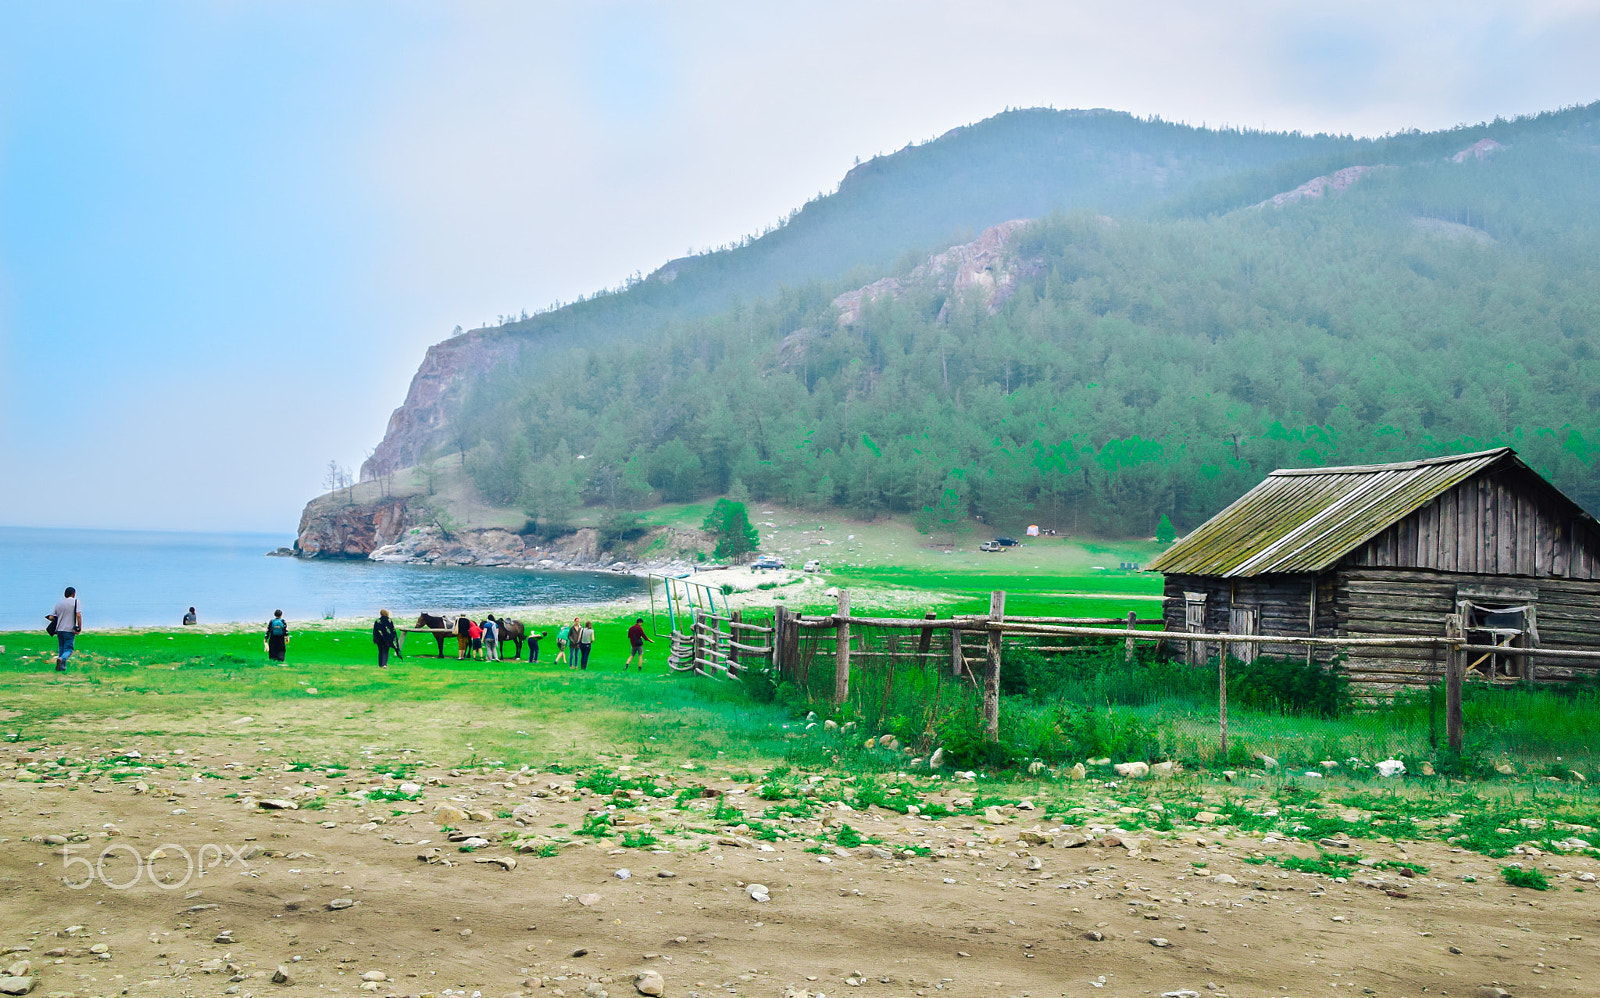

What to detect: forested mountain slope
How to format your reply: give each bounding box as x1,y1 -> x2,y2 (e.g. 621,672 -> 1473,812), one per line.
363,109 -> 1366,477
360,101 -> 1600,538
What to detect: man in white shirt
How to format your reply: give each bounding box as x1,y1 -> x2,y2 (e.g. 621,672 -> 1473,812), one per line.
48,586 -> 82,672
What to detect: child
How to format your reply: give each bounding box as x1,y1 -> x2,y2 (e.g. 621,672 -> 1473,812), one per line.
468,619 -> 483,660
555,623 -> 570,666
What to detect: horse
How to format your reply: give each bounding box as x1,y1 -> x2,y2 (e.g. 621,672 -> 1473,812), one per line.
496,619 -> 526,660
414,612 -> 450,657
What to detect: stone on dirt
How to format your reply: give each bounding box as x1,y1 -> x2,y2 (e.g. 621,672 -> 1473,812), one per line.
1113,761 -> 1149,778
636,970 -> 666,996
0,978 -> 34,996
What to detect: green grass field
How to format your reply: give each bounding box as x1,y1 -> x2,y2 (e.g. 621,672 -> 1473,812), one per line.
6,620 -> 1600,869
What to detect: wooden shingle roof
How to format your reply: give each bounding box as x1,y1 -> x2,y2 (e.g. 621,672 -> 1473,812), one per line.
1146,448 -> 1567,577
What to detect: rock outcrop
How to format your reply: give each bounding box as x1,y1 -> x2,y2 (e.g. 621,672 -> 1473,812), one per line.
295,491 -> 711,572
360,329 -> 523,482
294,495 -> 423,558
1451,138 -> 1504,162
832,218 -> 1040,326
1256,165 -> 1376,208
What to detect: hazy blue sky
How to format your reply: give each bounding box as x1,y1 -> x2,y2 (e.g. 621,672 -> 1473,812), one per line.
2,1 -> 1597,533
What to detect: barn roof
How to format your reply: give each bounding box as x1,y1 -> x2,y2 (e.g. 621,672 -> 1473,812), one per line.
1146,448 -> 1568,577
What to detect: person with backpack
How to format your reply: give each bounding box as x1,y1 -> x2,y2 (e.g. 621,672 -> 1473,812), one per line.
554,622 -> 571,666
47,586 -> 83,672
455,614 -> 471,660
372,609 -> 401,669
265,610 -> 290,662
481,615 -> 500,662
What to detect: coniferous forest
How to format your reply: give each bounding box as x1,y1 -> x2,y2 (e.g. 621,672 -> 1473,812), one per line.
428,103 -> 1600,536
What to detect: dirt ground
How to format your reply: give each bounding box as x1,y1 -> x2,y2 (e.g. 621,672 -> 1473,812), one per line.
3,736 -> 1595,998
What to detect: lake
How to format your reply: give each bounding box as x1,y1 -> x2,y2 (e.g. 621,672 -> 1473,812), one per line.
0,526 -> 647,630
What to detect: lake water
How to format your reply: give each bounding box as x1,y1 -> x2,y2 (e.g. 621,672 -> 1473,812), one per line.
0,526 -> 647,630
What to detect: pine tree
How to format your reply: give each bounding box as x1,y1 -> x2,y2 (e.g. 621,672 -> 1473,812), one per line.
702,499 -> 760,560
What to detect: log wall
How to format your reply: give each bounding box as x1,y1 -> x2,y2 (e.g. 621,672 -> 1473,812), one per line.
1347,467 -> 1600,579
1336,567 -> 1600,685
1162,573 -> 1320,660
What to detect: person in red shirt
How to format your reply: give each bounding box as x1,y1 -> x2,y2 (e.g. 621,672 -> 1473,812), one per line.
625,617 -> 652,671
468,620 -> 483,660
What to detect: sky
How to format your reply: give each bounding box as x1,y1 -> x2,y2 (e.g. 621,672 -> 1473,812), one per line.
2,1 -> 1598,533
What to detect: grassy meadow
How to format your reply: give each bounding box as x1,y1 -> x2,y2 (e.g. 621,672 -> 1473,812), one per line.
5,518 -> 1599,871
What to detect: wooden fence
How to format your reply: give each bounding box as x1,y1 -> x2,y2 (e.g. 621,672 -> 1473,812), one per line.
728,590 -> 1600,755
665,609 -> 774,678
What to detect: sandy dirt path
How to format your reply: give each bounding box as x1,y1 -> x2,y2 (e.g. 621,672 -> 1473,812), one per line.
4,737 -> 1595,998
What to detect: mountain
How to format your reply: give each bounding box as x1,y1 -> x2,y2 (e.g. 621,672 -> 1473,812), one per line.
362,108 -> 1368,479
322,100 -> 1600,555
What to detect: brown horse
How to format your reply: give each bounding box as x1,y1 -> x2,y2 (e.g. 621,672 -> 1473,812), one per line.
496,619 -> 526,660
414,613 -> 451,657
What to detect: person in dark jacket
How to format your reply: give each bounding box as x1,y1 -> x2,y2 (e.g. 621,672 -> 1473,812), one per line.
373,609 -> 401,669
265,610 -> 289,662
625,618 -> 652,670
455,614 -> 471,660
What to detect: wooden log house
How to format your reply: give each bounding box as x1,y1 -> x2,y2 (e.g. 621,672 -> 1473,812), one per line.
1145,448 -> 1600,687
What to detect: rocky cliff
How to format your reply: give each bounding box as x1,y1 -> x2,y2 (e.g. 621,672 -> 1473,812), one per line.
360,329 -> 523,482
295,489 -> 712,571
294,494 -> 424,558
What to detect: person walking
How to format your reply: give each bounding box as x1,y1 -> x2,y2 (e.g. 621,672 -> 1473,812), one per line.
455,614 -> 471,660
577,619 -> 595,670
555,622 -> 571,666
481,615 -> 500,662
373,609 -> 400,669
265,610 -> 289,662
47,586 -> 82,672
625,617 -> 652,670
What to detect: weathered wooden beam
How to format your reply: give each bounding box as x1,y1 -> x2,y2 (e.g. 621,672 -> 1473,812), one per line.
833,589 -> 850,707
983,591 -> 1005,743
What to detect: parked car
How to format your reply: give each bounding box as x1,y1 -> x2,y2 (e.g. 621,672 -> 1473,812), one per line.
979,541 -> 1003,552
994,536 -> 1019,547
751,555 -> 786,570
802,559 -> 822,572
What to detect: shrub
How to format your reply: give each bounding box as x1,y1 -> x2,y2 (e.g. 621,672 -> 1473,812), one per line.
1051,704 -> 1164,762
1501,865 -> 1549,890
1227,656 -> 1347,718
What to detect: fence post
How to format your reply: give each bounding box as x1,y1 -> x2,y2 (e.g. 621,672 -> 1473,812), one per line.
730,609 -> 742,674
950,629 -> 964,675
1218,654 -> 1228,759
772,607 -> 789,676
833,589 -> 851,706
1125,610 -> 1137,663
918,611 -> 936,658
983,591 -> 1006,742
1445,614 -> 1464,754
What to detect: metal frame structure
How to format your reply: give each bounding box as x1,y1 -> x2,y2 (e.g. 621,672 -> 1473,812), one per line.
648,573 -> 727,636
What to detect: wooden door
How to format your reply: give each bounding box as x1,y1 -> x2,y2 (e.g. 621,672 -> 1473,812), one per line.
1229,607 -> 1258,664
